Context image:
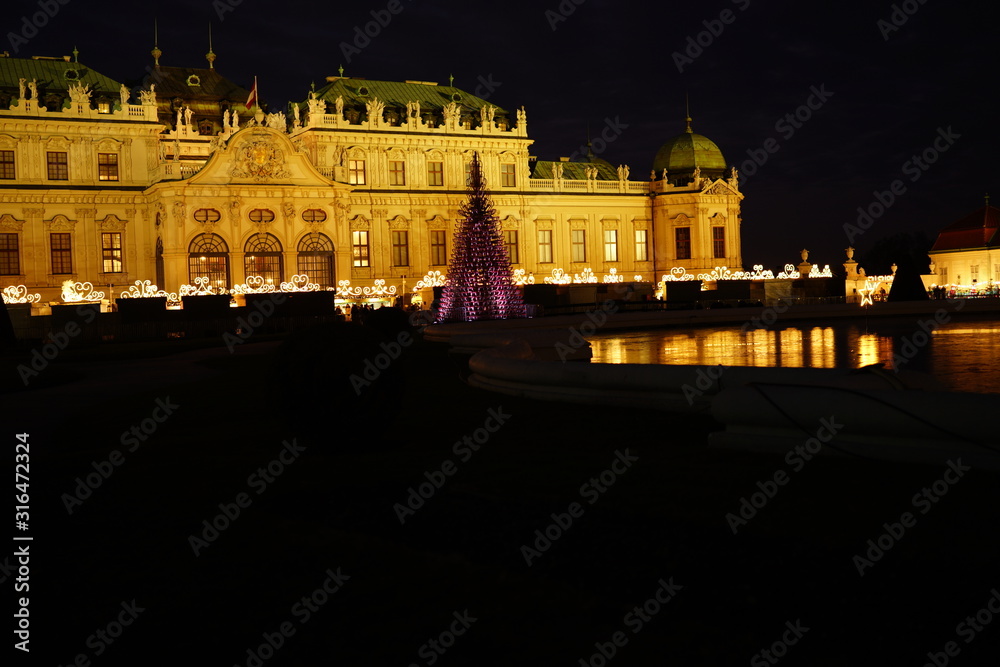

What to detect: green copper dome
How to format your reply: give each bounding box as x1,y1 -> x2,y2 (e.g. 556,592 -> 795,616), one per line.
653,119 -> 727,184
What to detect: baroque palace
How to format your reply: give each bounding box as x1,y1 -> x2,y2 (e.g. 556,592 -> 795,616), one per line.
0,48 -> 744,302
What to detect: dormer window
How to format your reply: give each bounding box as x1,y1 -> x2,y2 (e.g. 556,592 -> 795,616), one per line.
198,120 -> 213,136
357,86 -> 370,97
186,75 -> 201,87
64,69 -> 79,81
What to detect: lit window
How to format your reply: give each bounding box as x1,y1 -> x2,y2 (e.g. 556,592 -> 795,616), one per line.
538,229 -> 553,263
675,227 -> 690,260
194,209 -> 222,223
504,230 -> 518,264
50,233 -> 72,274
98,153 -> 119,181
349,160 -> 366,185
428,161 -> 444,186
391,230 -> 409,267
188,233 -> 230,289
500,163 -> 516,187
635,230 -> 648,262
389,160 -> 406,186
102,232 -> 123,273
47,152 -> 68,180
0,150 -> 14,179
604,229 -> 618,262
0,233 -> 19,275
571,229 -> 586,263
971,265 -> 979,282
713,227 -> 725,258
244,234 -> 283,285
297,233 -> 335,288
430,230 -> 447,266
352,230 -> 370,267
465,162 -> 473,186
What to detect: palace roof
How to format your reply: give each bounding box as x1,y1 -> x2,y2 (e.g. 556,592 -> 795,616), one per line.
930,205 -> 1000,251
0,54 -> 122,99
313,77 -> 506,115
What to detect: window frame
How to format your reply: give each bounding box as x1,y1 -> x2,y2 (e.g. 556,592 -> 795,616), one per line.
675,227 -> 691,260
500,163 -> 516,187
101,232 -> 124,273
50,232 -> 73,274
98,153 -> 119,182
604,229 -> 618,262
430,230 -> 447,266
391,230 -> 410,267
388,160 -> 406,186
635,229 -> 648,262
712,227 -> 726,259
427,161 -> 444,187
46,151 -> 68,181
537,229 -> 553,264
504,230 -> 519,264
0,150 -> 15,180
348,159 -> 367,185
571,229 -> 586,263
0,232 -> 20,275
352,230 -> 370,267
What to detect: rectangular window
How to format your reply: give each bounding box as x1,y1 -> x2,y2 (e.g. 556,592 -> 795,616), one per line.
635,230 -> 648,262
465,162 -> 473,186
537,229 -> 553,263
571,229 -> 586,263
971,264 -> 979,282
348,160 -> 366,185
352,230 -> 370,267
50,233 -> 72,274
430,230 -> 447,266
500,163 -> 516,187
712,227 -> 726,258
98,153 -> 119,181
504,230 -> 519,264
0,233 -> 19,275
102,232 -> 123,273
47,151 -> 68,181
604,229 -> 618,262
427,161 -> 444,186
0,150 -> 14,179
392,230 -> 409,267
389,160 -> 406,186
675,227 -> 691,260
994,265 -> 1000,282
941,267 -> 948,283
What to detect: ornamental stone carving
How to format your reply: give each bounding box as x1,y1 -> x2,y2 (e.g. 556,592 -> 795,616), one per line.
0,214 -> 24,231
99,215 -> 127,231
44,216 -> 76,231
230,135 -> 291,182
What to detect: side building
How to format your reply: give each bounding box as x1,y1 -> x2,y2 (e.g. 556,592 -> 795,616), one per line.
928,203 -> 1000,293
1,52 -> 744,303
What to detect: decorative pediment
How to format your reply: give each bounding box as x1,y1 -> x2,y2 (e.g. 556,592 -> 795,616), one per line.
99,214 -> 127,231
534,216 -> 554,228
568,217 -> 588,228
500,215 -> 519,230
601,217 -> 620,228
44,214 -> 75,231
96,138 -> 120,152
672,213 -> 690,225
709,212 -> 728,224
388,215 -> 409,230
0,214 -> 24,231
427,215 -> 448,229
45,136 -> 71,150
701,180 -> 741,197
350,215 -> 370,230
0,134 -> 16,149
183,127 -> 339,188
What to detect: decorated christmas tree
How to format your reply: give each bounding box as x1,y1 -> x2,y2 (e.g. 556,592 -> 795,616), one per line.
437,152 -> 526,322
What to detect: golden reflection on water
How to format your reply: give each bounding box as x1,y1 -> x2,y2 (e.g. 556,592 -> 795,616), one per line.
586,320 -> 1000,393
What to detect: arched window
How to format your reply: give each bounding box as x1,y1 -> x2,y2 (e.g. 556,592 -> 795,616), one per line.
244,233 -> 283,286
297,233 -> 335,288
188,233 -> 230,290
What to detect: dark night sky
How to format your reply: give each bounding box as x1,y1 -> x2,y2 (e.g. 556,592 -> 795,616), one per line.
5,0 -> 996,271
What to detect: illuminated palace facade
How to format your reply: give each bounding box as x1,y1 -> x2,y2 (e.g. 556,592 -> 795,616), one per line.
0,50 -> 744,301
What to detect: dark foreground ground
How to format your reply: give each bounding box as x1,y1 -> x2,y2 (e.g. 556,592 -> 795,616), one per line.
3,319 -> 1000,666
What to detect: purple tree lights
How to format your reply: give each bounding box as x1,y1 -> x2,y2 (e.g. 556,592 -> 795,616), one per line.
437,152 -> 526,322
